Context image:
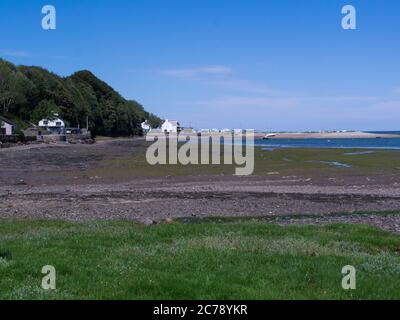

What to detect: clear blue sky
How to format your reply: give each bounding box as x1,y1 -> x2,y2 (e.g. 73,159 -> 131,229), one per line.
1,0 -> 399,131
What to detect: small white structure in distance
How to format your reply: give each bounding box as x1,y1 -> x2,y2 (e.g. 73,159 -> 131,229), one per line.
39,114 -> 65,134
0,116 -> 14,135
221,128 -> 232,133
161,119 -> 180,133
141,120 -> 151,133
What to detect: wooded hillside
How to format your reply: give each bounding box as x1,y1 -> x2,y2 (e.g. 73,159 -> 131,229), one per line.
0,58 -> 161,136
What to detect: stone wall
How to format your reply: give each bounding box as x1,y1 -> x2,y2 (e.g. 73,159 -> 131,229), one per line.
0,135 -> 37,149
66,132 -> 93,144
37,135 -> 67,143
0,135 -> 37,143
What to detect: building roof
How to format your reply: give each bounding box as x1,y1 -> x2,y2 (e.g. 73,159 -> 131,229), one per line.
0,115 -> 14,125
163,120 -> 179,126
40,116 -> 64,122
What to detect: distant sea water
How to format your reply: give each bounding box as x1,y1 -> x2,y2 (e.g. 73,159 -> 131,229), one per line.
367,131 -> 400,135
254,132 -> 400,150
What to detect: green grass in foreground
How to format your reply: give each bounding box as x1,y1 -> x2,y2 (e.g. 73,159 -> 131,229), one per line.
1,220 -> 400,300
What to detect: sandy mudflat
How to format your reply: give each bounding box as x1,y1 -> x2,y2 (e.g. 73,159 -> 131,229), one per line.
1,139 -> 400,232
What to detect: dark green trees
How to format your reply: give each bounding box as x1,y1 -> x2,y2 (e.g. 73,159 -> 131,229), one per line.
0,58 -> 161,136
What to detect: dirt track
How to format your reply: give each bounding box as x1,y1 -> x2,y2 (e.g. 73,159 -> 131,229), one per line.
1,139 -> 400,232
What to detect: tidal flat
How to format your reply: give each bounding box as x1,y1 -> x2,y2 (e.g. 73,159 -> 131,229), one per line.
1,138 -> 400,232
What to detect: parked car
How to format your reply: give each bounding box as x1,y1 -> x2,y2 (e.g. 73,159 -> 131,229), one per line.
65,128 -> 82,134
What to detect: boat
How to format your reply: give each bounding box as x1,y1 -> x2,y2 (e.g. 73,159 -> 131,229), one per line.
263,133 -> 277,140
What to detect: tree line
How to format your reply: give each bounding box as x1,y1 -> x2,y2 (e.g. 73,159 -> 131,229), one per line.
0,58 -> 161,136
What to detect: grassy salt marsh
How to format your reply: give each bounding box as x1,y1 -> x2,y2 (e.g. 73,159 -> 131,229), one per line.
81,147 -> 400,178
1,219 -> 400,300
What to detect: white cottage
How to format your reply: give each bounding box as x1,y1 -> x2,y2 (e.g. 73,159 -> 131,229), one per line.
39,115 -> 65,134
0,116 -> 14,135
161,119 -> 180,133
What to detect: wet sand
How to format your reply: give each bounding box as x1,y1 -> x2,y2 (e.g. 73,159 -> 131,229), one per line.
1,139 -> 400,232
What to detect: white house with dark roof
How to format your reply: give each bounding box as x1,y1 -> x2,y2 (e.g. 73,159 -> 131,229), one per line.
39,114 -> 65,134
161,119 -> 181,133
0,116 -> 14,135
